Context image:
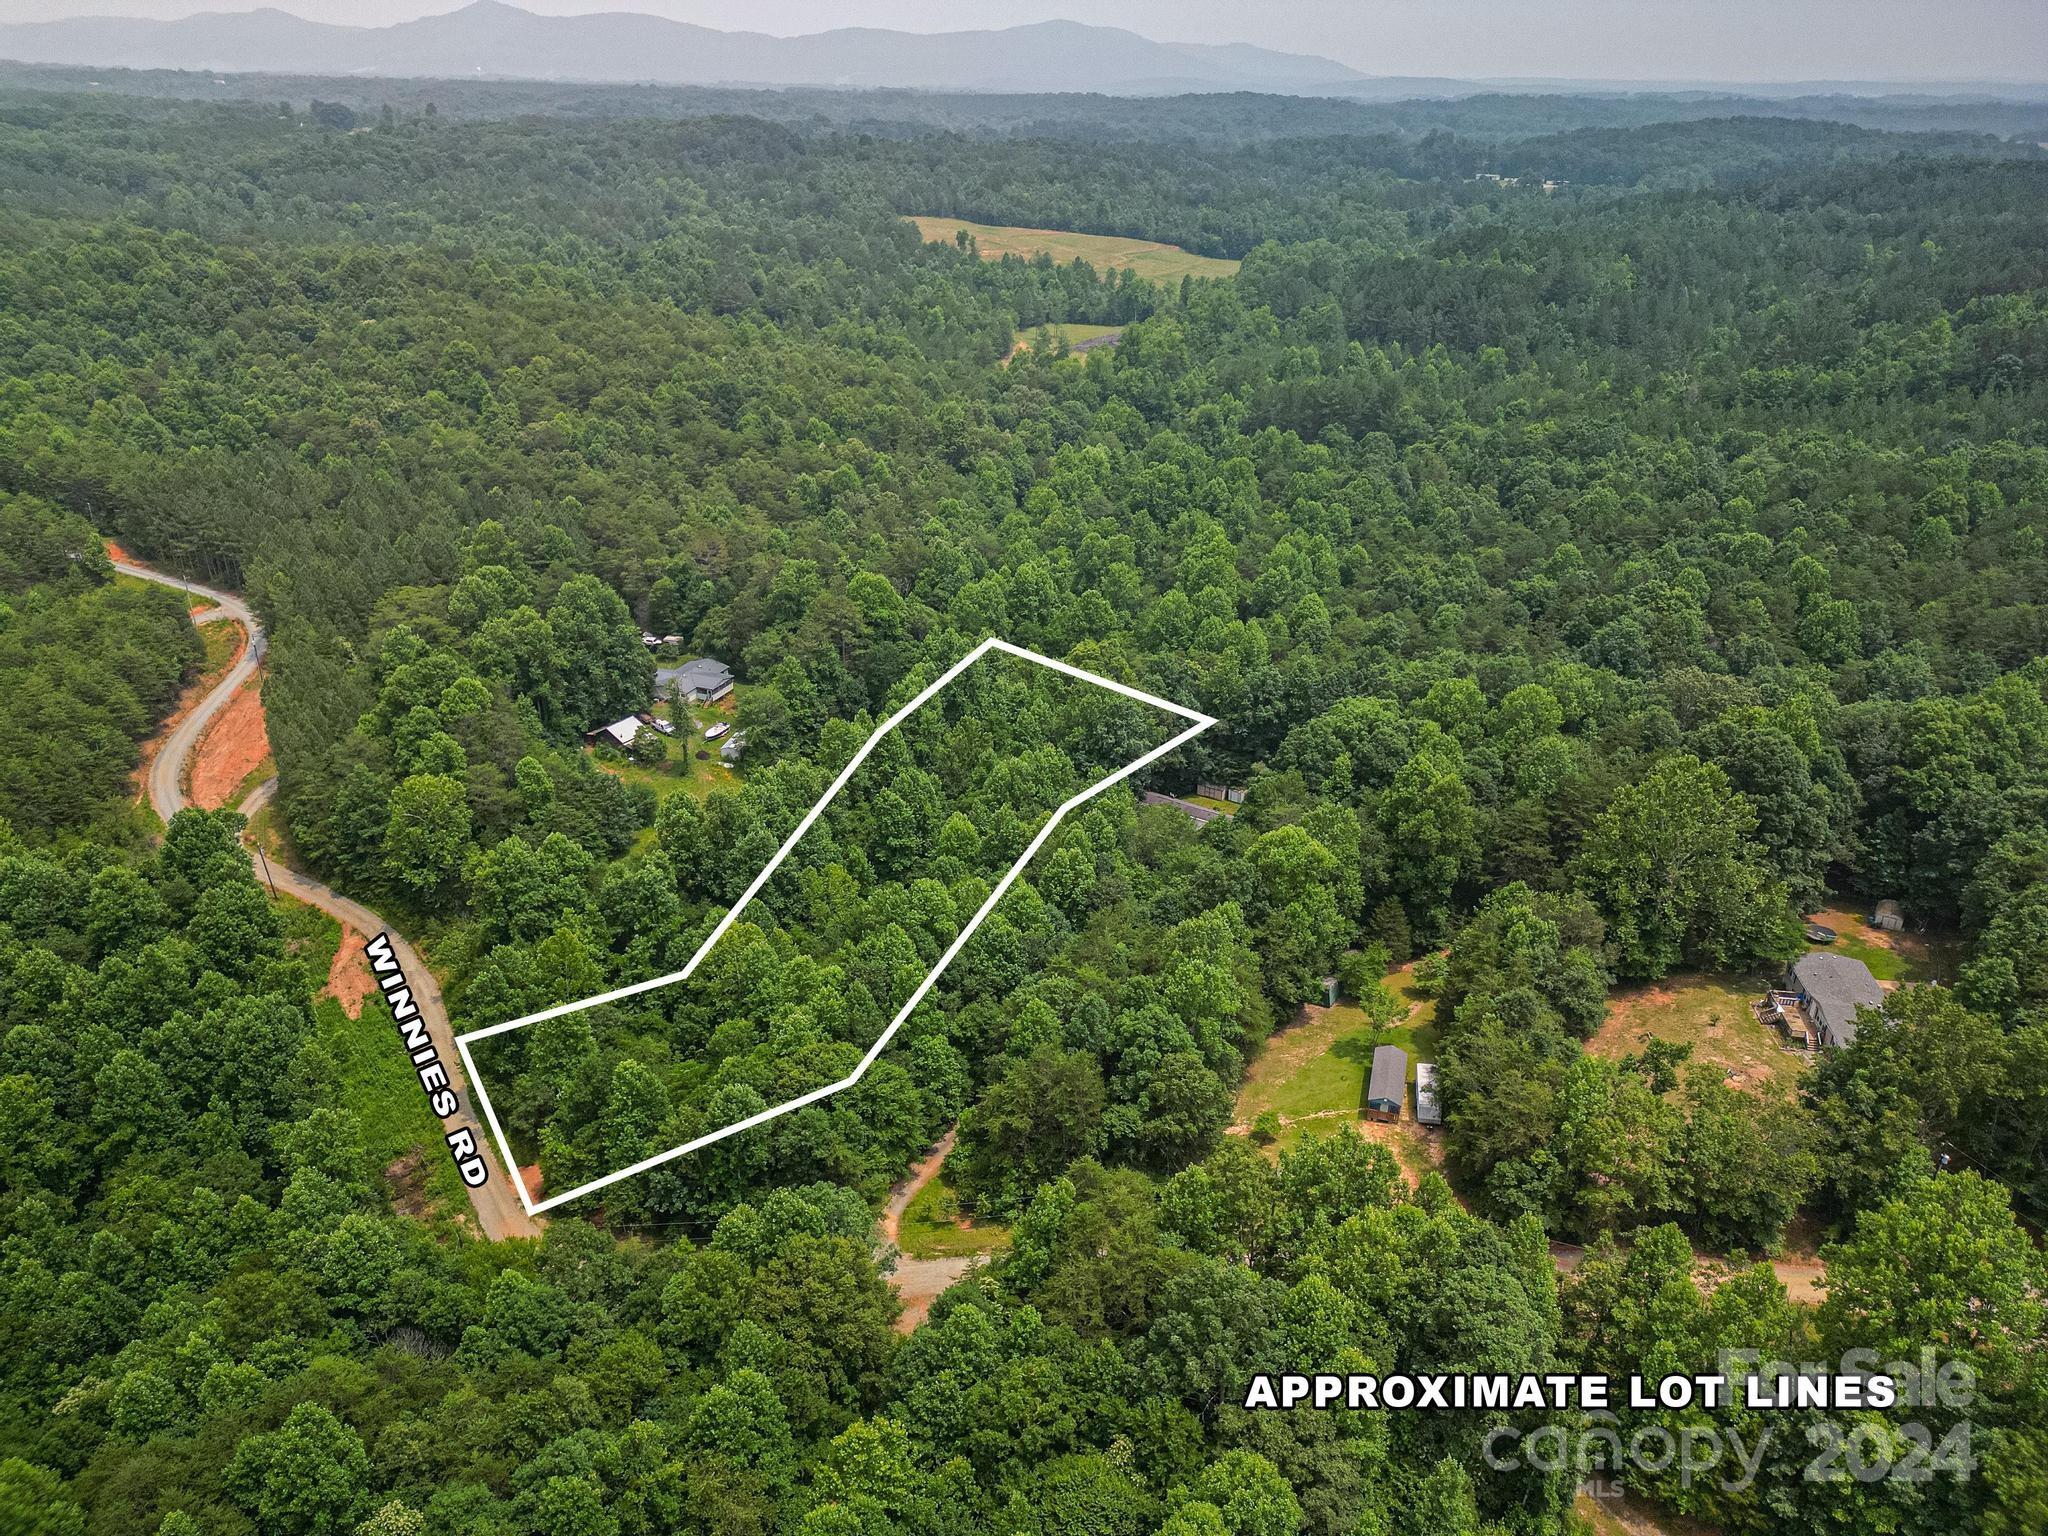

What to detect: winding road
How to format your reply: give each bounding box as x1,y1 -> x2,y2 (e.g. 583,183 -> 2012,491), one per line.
119,558 -> 541,1242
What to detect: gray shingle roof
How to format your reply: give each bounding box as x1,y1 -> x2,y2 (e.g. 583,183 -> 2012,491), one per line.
1366,1044 -> 1407,1109
1789,951 -> 1885,1045
655,657 -> 733,692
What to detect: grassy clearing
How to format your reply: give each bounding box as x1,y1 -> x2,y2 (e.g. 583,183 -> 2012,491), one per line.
593,692 -> 746,811
897,1176 -> 1012,1260
196,616 -> 241,674
1589,972 -> 1806,1095
1805,905 -> 1960,985
908,216 -> 1240,283
1184,794 -> 1238,815
1008,322 -> 1123,358
1235,962 -> 1440,1129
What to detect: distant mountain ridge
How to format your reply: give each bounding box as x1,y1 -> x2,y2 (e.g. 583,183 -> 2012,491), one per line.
0,3 -> 1371,95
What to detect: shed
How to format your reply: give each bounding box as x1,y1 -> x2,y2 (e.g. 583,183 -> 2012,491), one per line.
585,716 -> 642,749
1365,1045 -> 1407,1122
719,730 -> 748,765
656,656 -> 735,704
1788,952 -> 1885,1049
1414,1062 -> 1442,1126
1872,900 -> 1905,932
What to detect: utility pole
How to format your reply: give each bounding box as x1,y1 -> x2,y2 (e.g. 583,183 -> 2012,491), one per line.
255,843 -> 280,901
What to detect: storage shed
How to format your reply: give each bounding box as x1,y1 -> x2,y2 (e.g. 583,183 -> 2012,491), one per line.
1872,900 -> 1905,932
585,716 -> 643,749
1365,1045 -> 1407,1122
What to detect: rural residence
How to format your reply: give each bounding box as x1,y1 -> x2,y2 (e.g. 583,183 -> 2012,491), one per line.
656,656 -> 735,704
1785,951 -> 1885,1049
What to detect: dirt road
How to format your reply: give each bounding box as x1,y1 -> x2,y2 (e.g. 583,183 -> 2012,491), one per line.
119,557 -> 541,1243
880,1129 -> 978,1331
115,560 -> 263,821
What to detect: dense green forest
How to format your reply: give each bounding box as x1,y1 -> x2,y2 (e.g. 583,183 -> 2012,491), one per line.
0,77 -> 2045,1536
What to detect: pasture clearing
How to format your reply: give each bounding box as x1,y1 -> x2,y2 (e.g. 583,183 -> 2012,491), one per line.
1588,972 -> 1805,1095
1006,322 -> 1124,359
908,215 -> 1240,283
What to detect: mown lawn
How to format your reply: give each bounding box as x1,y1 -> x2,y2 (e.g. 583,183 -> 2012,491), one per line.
1235,964 -> 1441,1128
1805,905 -> 1960,984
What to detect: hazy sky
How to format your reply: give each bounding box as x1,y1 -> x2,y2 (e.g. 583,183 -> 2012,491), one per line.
8,0 -> 2046,82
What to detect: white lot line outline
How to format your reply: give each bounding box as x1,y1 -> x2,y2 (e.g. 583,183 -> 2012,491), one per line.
455,637 -> 1216,1215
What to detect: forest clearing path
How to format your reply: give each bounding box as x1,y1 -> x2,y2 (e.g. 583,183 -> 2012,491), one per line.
881,1130 -> 977,1332
116,557 -> 541,1243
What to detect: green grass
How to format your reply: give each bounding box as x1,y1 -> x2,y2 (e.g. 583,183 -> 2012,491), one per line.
1184,794 -> 1238,815
908,216 -> 1240,283
594,691 -> 747,811
1822,929 -> 1911,981
898,1176 -> 1011,1259
278,898 -> 472,1220
196,615 -> 241,673
1238,999 -> 1440,1125
1008,322 -> 1124,357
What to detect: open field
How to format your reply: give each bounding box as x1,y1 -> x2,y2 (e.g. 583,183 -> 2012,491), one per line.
1589,972 -> 1806,1095
908,215 -> 1240,283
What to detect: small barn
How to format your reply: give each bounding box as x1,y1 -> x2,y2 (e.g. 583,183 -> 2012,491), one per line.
585,716 -> 643,749
1365,1045 -> 1407,1122
1414,1062 -> 1442,1126
1788,952 -> 1885,1049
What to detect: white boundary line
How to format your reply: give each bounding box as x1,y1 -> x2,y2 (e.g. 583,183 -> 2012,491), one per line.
455,637 -> 1214,1215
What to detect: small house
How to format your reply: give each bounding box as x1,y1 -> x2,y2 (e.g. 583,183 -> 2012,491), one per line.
1415,1062 -> 1442,1126
1872,900 -> 1905,932
585,716 -> 643,749
656,657 -> 735,705
1365,1045 -> 1407,1122
1787,952 -> 1885,1049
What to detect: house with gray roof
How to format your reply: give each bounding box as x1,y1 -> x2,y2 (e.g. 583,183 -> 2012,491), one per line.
1365,1044 -> 1407,1122
1788,951 -> 1885,1049
655,656 -> 734,704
